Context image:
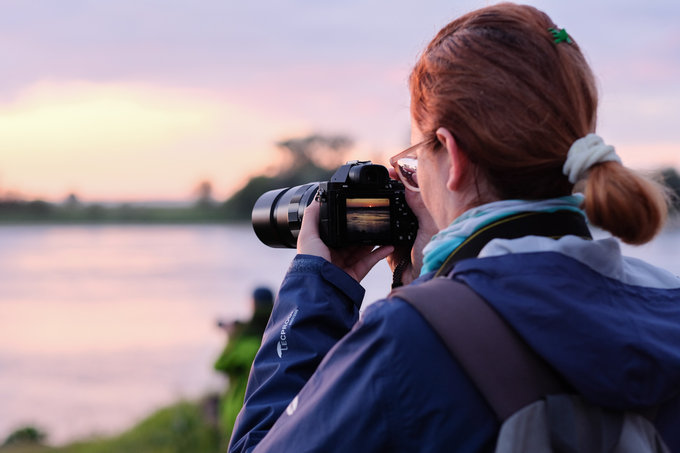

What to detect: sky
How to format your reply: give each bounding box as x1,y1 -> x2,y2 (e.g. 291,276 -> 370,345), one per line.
1,0 -> 678,202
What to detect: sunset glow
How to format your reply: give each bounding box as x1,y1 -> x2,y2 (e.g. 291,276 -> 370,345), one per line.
0,0 -> 678,202
346,198 -> 390,208
0,81 -> 305,201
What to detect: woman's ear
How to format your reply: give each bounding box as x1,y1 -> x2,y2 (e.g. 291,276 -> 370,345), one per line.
435,127 -> 469,191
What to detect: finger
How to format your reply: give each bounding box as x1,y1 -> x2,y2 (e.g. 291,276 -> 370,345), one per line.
371,245 -> 395,263
330,245 -> 373,268
351,245 -> 394,282
297,200 -> 331,259
349,245 -> 376,258
300,200 -> 320,235
298,200 -> 322,248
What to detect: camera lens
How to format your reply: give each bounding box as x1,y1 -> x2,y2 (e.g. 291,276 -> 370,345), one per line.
251,183 -> 319,248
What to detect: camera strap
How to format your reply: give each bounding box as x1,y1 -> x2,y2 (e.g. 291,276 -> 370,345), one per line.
433,210 -> 591,278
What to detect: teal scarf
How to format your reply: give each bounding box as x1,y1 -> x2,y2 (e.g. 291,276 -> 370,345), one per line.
420,195 -> 586,275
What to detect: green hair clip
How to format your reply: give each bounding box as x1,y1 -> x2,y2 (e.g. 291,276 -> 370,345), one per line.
548,27 -> 573,44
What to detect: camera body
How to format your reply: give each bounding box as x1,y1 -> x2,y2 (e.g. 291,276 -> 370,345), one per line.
317,161 -> 417,248
251,161 -> 418,248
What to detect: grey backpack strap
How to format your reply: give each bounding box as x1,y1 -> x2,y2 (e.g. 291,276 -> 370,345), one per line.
389,277 -> 569,421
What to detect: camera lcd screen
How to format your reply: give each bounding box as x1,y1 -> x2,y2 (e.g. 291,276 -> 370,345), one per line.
346,198 -> 390,242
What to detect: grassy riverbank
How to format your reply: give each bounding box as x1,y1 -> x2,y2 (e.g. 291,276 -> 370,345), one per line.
1,400 -> 223,453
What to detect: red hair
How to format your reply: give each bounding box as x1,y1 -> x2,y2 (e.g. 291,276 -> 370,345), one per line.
410,3 -> 667,244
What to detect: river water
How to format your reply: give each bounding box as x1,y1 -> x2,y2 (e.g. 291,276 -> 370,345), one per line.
0,224 -> 678,445
0,224 -> 393,445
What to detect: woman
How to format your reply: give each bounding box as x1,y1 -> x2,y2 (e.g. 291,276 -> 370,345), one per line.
229,3 -> 680,452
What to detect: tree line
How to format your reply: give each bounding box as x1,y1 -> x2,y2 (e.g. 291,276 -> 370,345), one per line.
0,134 -> 352,223
1,134 -> 679,223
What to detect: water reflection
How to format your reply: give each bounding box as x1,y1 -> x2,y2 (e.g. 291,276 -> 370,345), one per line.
0,224 -> 677,445
0,225 -> 304,444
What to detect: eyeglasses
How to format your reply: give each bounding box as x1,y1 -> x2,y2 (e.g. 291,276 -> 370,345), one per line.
389,138 -> 434,192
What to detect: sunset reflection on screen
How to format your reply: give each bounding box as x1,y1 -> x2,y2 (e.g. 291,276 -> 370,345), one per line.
346,198 -> 391,241
346,198 -> 390,209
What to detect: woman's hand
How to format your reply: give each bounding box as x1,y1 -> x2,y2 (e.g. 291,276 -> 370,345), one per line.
297,201 -> 394,283
387,169 -> 439,285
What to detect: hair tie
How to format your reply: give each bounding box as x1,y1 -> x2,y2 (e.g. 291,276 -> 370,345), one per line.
562,133 -> 621,184
548,27 -> 573,44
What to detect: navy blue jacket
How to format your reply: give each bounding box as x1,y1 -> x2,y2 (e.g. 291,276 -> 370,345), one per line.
229,236 -> 680,452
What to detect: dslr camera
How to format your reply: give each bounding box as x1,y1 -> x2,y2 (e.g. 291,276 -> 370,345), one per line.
252,161 -> 418,248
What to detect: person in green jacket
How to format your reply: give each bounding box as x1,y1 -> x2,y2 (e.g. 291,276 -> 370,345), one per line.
214,287 -> 274,441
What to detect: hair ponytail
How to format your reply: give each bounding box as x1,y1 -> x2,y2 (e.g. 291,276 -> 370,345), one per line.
583,162 -> 668,244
